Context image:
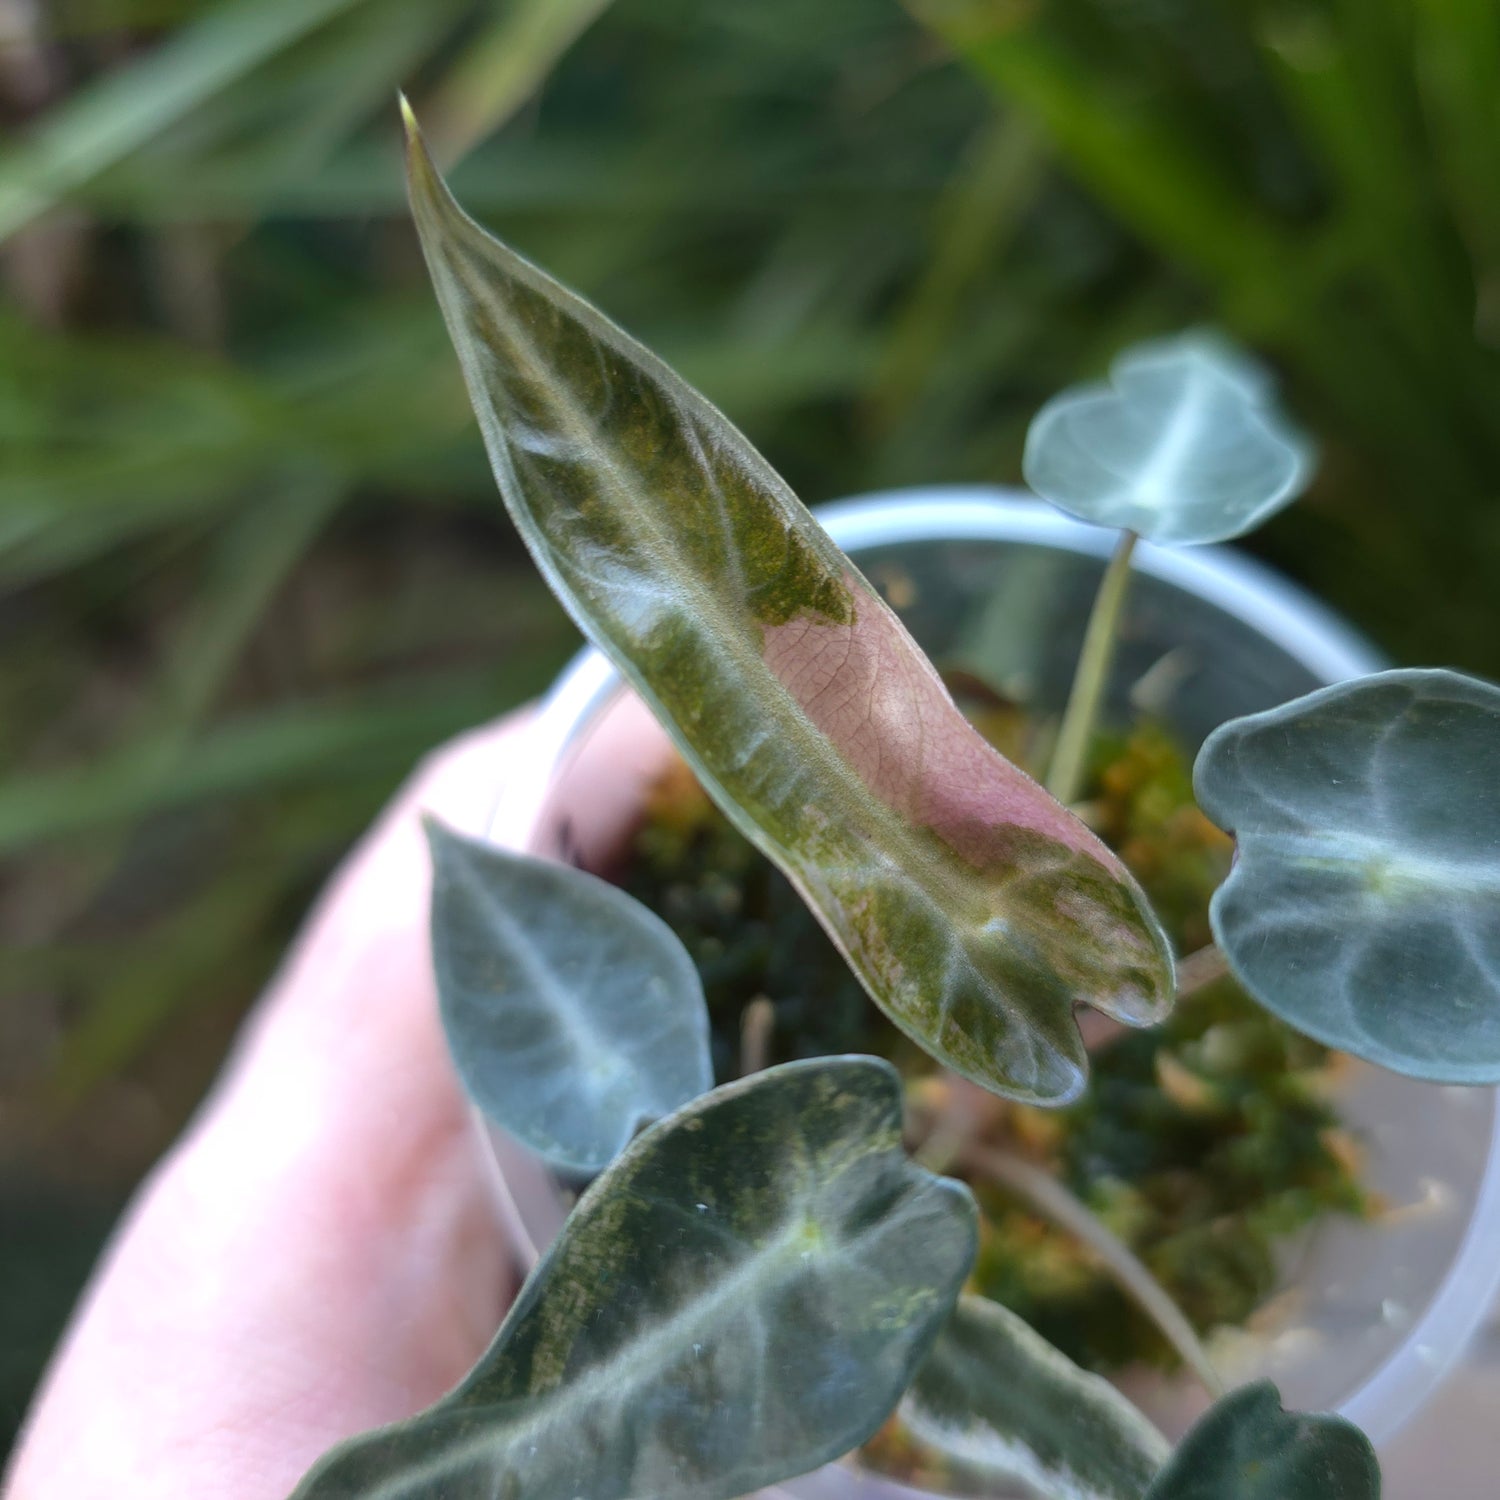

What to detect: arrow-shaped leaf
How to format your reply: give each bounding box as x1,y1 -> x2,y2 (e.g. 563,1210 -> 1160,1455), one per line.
291,1056 -> 978,1499
1144,1382 -> 1379,1500
402,103 -> 1172,1105
1195,668 -> 1500,1083
865,1294 -> 1170,1500
427,819 -> 712,1174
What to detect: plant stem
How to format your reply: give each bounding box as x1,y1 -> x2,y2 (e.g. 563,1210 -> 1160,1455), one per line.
959,1142 -> 1226,1400
739,996 -> 776,1076
1046,529 -> 1138,806
1176,942 -> 1229,999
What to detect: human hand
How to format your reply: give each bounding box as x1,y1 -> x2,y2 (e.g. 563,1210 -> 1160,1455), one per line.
3,707 -> 648,1500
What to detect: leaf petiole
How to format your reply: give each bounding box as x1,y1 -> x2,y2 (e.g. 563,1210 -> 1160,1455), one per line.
957,1141 -> 1225,1400
739,995 -> 776,1077
1047,529 -> 1138,807
1174,942 -> 1229,1000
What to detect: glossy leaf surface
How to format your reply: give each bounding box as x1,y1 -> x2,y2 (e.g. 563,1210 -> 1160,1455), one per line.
427,819 -> 712,1173
1196,669 -> 1500,1083
404,105 -> 1173,1105
291,1057 -> 978,1500
1144,1382 -> 1379,1500
866,1294 -> 1169,1500
1023,331 -> 1313,546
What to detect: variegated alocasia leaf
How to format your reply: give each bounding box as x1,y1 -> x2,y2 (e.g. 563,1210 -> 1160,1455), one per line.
290,1057 -> 978,1500
863,1294 -> 1169,1500
1195,669 -> 1500,1084
1023,331 -> 1314,546
1144,1382 -> 1379,1500
402,102 -> 1172,1106
426,819 -> 712,1174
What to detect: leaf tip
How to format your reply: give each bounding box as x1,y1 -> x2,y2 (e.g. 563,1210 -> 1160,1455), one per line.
399,94 -> 444,204
419,811 -> 460,868
398,91 -> 420,143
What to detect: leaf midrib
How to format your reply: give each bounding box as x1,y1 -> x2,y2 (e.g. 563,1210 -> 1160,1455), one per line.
1245,828 -> 1500,899
449,852 -> 629,1085
367,1202 -> 883,1496
436,233 -> 1035,994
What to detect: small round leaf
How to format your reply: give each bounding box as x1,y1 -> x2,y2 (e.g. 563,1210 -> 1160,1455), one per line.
1144,1382 -> 1379,1500
1023,331 -> 1314,546
427,819 -> 713,1173
1195,669 -> 1500,1083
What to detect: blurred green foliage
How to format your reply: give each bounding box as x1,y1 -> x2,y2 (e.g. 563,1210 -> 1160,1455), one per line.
912,0 -> 1500,658
0,0 -> 1497,1442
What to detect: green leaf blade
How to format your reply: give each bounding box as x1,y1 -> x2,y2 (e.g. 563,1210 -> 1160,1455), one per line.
1195,668 -> 1500,1083
1144,1382 -> 1379,1500
1023,332 -> 1314,547
426,821 -> 713,1174
403,108 -> 1173,1106
866,1294 -> 1170,1500
292,1057 -> 979,1500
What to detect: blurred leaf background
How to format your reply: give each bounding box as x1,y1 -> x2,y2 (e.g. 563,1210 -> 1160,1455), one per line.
1,0 -> 1497,1453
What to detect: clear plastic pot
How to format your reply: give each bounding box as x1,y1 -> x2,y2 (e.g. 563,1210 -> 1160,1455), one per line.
483,486 -> 1500,1490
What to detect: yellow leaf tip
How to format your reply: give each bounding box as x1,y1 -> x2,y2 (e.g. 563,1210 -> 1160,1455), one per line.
398,91 -> 420,142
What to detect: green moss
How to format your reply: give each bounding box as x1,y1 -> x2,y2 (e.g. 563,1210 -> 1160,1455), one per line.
980,724 -> 1367,1371
619,755 -> 914,1083
976,973 -> 1368,1372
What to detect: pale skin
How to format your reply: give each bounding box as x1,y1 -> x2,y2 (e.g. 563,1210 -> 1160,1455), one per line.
3,709 -> 644,1500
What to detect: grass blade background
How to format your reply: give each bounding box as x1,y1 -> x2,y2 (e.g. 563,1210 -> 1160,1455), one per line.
907,0 -> 1500,669
0,0 -> 372,240
423,0 -> 617,164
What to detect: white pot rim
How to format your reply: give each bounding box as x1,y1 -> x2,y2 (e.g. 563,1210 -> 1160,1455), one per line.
486,484 -> 1500,1453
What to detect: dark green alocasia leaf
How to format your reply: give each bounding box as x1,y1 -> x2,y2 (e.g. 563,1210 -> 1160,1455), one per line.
1195,669 -> 1500,1083
291,1056 -> 978,1500
864,1294 -> 1169,1500
426,820 -> 712,1174
1023,332 -> 1313,547
402,103 -> 1173,1106
1144,1382 -> 1380,1500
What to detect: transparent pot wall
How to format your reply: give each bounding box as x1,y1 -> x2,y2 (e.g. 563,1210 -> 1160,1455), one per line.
501,491 -> 1500,1480
861,533 -> 1324,744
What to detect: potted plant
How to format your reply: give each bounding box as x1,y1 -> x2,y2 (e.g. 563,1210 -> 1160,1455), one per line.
489,488 -> 1500,1466
285,105 -> 1500,1499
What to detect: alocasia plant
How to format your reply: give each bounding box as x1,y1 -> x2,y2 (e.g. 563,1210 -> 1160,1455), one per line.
400,97 -> 1172,1109
285,98 -> 1500,1499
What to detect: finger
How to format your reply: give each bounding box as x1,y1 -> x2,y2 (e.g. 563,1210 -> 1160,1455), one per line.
243,709 -> 537,1051
7,711 -> 541,1500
